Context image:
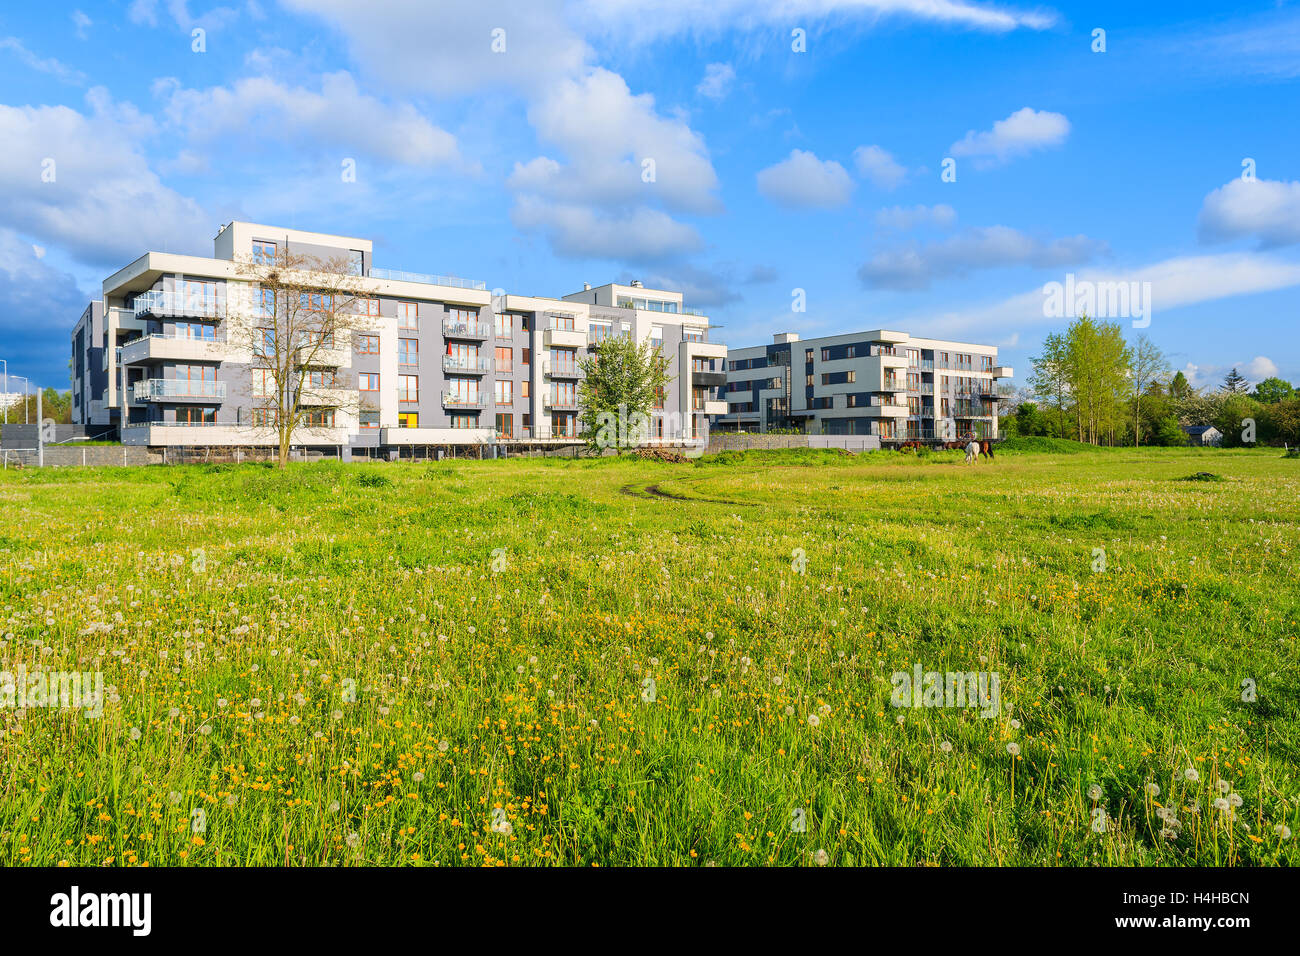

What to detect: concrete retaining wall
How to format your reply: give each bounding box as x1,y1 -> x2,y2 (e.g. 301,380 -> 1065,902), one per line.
705,434 -> 881,454
2,446 -> 160,467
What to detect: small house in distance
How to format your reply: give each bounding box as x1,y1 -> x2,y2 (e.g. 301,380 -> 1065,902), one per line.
1183,424 -> 1222,447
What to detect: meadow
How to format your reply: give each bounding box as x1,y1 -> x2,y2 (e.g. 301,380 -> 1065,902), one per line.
0,442 -> 1296,867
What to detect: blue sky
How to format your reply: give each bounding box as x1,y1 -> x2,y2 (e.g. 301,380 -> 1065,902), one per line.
2,0 -> 1298,392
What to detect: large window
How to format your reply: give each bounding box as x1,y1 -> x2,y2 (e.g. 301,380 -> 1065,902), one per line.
495,346 -> 512,373
450,414 -> 477,429
359,373 -> 380,392
397,302 -> 418,330
554,313 -> 575,331
252,239 -> 276,264
496,379 -> 513,405
398,374 -> 419,403
399,338 -> 419,366
303,409 -> 335,427
359,411 -> 379,429
552,381 -> 577,406
176,406 -> 217,424
252,368 -> 274,398
446,376 -> 478,404
356,297 -> 381,317
552,347 -> 577,374
174,321 -> 216,341
495,413 -> 513,439
495,313 -> 513,339
306,370 -> 336,388
356,334 -> 379,355
397,411 -> 418,428
682,327 -> 705,342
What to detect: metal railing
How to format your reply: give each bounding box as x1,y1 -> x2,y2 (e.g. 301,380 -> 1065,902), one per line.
369,268 -> 487,291
543,360 -> 584,378
132,379 -> 227,401
442,317 -> 492,338
442,392 -> 487,409
133,290 -> 227,319
443,354 -> 493,373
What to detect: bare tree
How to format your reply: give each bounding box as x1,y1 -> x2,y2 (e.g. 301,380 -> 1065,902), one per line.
227,250 -> 375,467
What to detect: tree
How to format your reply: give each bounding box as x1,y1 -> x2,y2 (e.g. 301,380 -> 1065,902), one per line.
1128,333 -> 1169,446
1168,370 -> 1192,401
227,250 -> 372,468
1221,368 -> 1249,394
1251,376 -> 1294,404
1062,315 -> 1130,445
576,333 -> 671,452
17,388 -> 72,425
1029,333 -> 1072,439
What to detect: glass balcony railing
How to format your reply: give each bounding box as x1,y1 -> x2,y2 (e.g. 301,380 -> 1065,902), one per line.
132,379 -> 226,401
369,268 -> 487,291
442,354 -> 492,373
133,290 -> 226,319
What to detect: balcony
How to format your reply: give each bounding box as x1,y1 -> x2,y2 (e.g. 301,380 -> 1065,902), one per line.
442,392 -> 487,409
543,394 -> 580,411
120,333 -> 227,365
545,327 -> 587,349
862,402 -> 908,417
543,360 -> 584,379
981,382 -> 1017,398
298,384 -> 352,406
133,290 -> 226,320
692,369 -> 727,388
121,421 -> 345,447
992,365 -> 1014,379
443,354 -> 493,374
702,400 -> 728,416
443,317 -> 491,339
132,379 -> 226,402
296,343 -> 350,367
368,268 -> 487,291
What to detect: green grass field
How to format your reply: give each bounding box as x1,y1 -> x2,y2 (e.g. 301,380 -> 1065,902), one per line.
1,443 -> 1296,866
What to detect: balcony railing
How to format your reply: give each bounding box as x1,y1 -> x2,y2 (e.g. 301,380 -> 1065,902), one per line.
369,268 -> 487,291
133,290 -> 226,319
442,317 -> 492,338
132,379 -> 226,402
442,392 -> 487,409
543,360 -> 584,379
443,354 -> 493,373
544,394 -> 580,411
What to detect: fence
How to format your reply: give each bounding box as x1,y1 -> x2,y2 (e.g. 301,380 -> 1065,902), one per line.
2,446 -> 160,468
705,434 -> 882,454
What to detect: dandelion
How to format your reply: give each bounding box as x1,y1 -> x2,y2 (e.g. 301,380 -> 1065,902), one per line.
328,801 -> 340,813
1213,798 -> 1229,812
939,741 -> 952,753
1228,793 -> 1243,808
1216,779 -> 1231,793
438,740 -> 449,753
1183,768 -> 1199,782
1009,718 -> 1020,730
129,727 -> 141,741
1006,743 -> 1019,756
807,714 -> 820,727
1145,782 -> 1160,797
413,772 -> 424,782
812,849 -> 829,866
331,710 -> 343,720
1276,825 -> 1292,839
168,707 -> 180,718
346,832 -> 360,849
1087,784 -> 1103,801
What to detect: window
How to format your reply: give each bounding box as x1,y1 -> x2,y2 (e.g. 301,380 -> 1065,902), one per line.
553,412 -> 577,437
520,316 -> 530,332
822,348 -> 831,361
654,387 -> 665,410
181,280 -> 220,314
552,347 -> 577,375
399,338 -> 418,366
770,377 -> 783,390
252,239 -> 276,264
846,370 -> 856,384
356,334 -> 379,354
589,322 -> 613,345
521,380 -> 530,399
495,413 -> 513,439
693,387 -> 706,411
397,302 -> 418,330
650,325 -> 663,350
300,292 -> 333,313
496,380 -> 513,405
806,349 -> 814,362
356,297 -> 381,317
348,250 -> 364,276
552,381 -> 577,406
450,414 -> 477,429
306,370 -> 336,388
256,288 -> 275,319
554,313 -> 575,331
446,376 -> 478,405
806,374 -> 814,386
682,327 -> 705,342
446,342 -> 479,368
522,348 -> 531,366
176,406 -> 217,424
397,411 -> 418,428
398,374 -> 418,403
303,409 -> 335,428
251,408 -> 277,426
447,307 -> 479,332
495,346 -> 512,373
359,373 -> 380,392
174,321 -> 216,341
359,411 -> 379,429
495,313 -> 513,339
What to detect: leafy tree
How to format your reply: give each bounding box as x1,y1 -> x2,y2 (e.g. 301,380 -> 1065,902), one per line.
1213,394 -> 1260,447
1259,397 -> 1300,446
576,333 -> 671,452
1168,370 -> 1192,401
1221,368 -> 1249,394
1029,333 -> 1072,439
1251,376 -> 1294,404
1128,333 -> 1169,446
1151,414 -> 1187,446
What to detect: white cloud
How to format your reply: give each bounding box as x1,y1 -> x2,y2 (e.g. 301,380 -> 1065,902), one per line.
949,107 -> 1069,167
908,252 -> 1300,339
0,37 -> 86,84
860,226 -> 1106,289
574,0 -> 1057,40
875,203 -> 956,230
508,68 -> 719,260
0,90 -> 208,266
696,62 -> 735,101
281,0 -> 589,97
1198,177 -> 1300,247
511,196 -> 702,260
72,11 -> 93,39
1182,357 -> 1280,390
1245,355 -> 1280,380
0,226 -> 90,387
156,72 -> 464,169
853,144 -> 907,189
756,150 -> 854,209
129,1 -> 240,31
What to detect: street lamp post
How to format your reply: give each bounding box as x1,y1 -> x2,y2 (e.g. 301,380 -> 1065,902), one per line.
8,376 -> 30,425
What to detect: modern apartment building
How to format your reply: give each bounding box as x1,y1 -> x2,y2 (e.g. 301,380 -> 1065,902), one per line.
69,222 -> 725,453
713,330 -> 1013,440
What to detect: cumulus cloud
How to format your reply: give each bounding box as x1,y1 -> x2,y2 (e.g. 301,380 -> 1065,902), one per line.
697,62 -> 735,100
508,68 -> 719,260
859,226 -> 1106,290
756,150 -> 854,209
0,227 -> 90,387
1198,177 -> 1300,247
0,89 -> 209,266
875,203 -> 957,230
156,72 -> 464,169
72,11 -> 92,39
950,107 -> 1069,167
853,145 -> 907,189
